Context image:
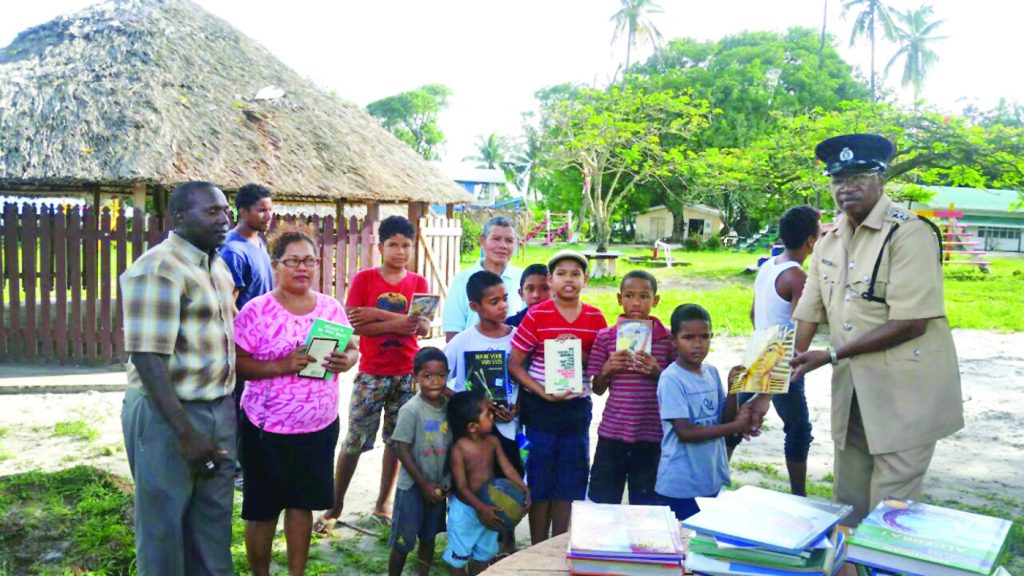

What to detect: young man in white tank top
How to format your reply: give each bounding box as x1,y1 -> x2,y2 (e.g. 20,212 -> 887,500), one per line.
729,206 -> 821,495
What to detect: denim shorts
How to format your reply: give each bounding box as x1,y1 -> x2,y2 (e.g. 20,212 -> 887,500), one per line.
524,427 -> 589,502
388,487 -> 446,554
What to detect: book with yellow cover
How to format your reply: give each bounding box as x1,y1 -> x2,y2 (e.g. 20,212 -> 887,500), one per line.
729,322 -> 797,394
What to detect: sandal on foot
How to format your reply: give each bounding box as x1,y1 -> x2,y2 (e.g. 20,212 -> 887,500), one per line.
371,512 -> 392,528
312,514 -> 338,536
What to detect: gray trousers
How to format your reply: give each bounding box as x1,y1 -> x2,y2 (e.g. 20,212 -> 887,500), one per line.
122,388 -> 237,576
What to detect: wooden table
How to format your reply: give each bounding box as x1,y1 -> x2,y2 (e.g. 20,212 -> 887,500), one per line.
480,533 -> 570,575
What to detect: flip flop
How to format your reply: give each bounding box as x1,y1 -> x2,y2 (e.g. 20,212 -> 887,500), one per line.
371,512 -> 393,528
312,514 -> 338,536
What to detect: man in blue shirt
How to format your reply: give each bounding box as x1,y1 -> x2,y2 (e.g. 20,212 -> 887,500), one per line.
443,216 -> 523,341
218,183 -> 274,485
219,184 -> 273,311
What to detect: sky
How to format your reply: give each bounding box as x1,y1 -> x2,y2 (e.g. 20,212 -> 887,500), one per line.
2,0 -> 1022,167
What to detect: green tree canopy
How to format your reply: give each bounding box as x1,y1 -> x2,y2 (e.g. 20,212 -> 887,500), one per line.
683,102 -> 1024,233
539,79 -> 712,251
366,84 -> 451,160
636,28 -> 870,148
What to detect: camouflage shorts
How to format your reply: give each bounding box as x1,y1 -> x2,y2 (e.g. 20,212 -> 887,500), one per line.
341,372 -> 417,454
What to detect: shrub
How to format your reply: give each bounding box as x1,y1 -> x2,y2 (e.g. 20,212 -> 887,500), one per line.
683,235 -> 703,251
704,235 -> 724,251
460,217 -> 482,255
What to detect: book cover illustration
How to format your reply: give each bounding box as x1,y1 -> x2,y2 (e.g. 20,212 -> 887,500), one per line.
300,319 -> 355,380
464,350 -> 509,408
730,321 -> 797,394
849,498 -> 1012,574
409,293 -> 441,318
569,501 -> 683,559
544,338 -> 582,394
616,319 -> 653,355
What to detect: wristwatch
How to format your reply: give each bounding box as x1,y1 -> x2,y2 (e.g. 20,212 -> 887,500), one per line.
827,346 -> 839,366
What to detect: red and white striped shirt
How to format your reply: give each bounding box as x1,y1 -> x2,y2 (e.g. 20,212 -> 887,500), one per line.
511,299 -> 608,391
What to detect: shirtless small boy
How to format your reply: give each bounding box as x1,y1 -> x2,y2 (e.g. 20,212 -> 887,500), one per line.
444,391 -> 530,575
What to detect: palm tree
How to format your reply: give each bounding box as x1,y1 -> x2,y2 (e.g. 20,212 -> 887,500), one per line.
886,5 -> 947,104
843,0 -> 897,101
464,133 -> 513,201
610,0 -> 664,71
819,0 -> 829,66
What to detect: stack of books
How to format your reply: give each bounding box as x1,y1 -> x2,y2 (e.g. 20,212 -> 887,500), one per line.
567,501 -> 686,575
847,498 -> 1012,576
681,486 -> 852,576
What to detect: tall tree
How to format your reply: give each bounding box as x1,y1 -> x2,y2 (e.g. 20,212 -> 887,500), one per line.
819,0 -> 829,65
843,0 -> 897,101
610,0 -> 664,71
366,84 -> 451,160
886,5 -> 947,104
464,133 -> 509,171
540,80 -> 711,251
637,28 -> 869,148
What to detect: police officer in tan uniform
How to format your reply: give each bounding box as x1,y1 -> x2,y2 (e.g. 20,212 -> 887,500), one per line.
789,134 -> 964,524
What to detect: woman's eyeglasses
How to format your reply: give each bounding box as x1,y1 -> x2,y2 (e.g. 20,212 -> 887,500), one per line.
276,257 -> 321,268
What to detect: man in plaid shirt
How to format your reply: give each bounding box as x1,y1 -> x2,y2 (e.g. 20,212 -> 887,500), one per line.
120,181 -> 237,575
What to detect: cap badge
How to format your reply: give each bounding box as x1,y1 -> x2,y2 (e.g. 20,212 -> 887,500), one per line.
839,147 -> 854,162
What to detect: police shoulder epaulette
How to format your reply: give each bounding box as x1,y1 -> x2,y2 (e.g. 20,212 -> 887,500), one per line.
886,207 -> 912,222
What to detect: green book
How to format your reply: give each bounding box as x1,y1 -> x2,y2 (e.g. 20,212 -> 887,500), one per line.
848,498 -> 1011,576
299,319 -> 355,380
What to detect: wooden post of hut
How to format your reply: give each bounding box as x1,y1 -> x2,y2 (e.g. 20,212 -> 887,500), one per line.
408,201 -> 427,271
362,202 -> 380,269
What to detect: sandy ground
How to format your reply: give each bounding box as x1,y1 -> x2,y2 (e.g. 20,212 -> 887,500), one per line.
1,330 -> 1022,566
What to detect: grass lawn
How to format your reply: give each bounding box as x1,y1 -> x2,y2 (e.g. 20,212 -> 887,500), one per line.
466,243 -> 1024,335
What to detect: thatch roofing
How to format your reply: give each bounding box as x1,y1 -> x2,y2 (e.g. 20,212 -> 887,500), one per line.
0,0 -> 473,204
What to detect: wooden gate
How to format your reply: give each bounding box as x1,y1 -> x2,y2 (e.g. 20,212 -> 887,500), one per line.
415,215 -> 462,336
0,202 -> 463,364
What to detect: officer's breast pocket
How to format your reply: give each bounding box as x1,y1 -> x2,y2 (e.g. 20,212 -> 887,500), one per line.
850,275 -> 886,301
819,271 -> 838,304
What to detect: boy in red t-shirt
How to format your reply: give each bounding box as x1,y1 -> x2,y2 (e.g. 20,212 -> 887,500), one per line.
509,250 -> 608,545
315,215 -> 430,533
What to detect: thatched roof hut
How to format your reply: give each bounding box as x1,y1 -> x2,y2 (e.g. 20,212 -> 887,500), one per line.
0,0 -> 473,206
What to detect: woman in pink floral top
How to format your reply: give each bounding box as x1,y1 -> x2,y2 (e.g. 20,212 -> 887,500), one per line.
234,224 -> 358,576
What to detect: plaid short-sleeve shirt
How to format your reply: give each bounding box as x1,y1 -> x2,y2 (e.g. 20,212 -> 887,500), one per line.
121,232 -> 236,401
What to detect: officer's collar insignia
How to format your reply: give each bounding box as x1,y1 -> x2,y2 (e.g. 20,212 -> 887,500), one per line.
887,207 -> 910,221
839,147 -> 854,162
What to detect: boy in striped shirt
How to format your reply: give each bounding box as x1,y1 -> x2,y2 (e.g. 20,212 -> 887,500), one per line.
509,250 -> 608,545
586,270 -> 675,505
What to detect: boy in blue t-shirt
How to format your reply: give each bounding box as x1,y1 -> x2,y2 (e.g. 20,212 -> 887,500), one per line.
656,304 -> 751,521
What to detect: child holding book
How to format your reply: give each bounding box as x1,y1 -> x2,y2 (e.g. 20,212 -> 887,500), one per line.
316,215 -> 431,533
505,263 -> 551,328
444,270 -> 521,555
656,304 -> 751,521
444,391 -> 530,575
586,270 -> 675,505
509,250 -> 608,544
388,347 -> 452,576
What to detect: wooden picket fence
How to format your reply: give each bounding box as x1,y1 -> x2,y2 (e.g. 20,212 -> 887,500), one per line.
0,202 -> 461,364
